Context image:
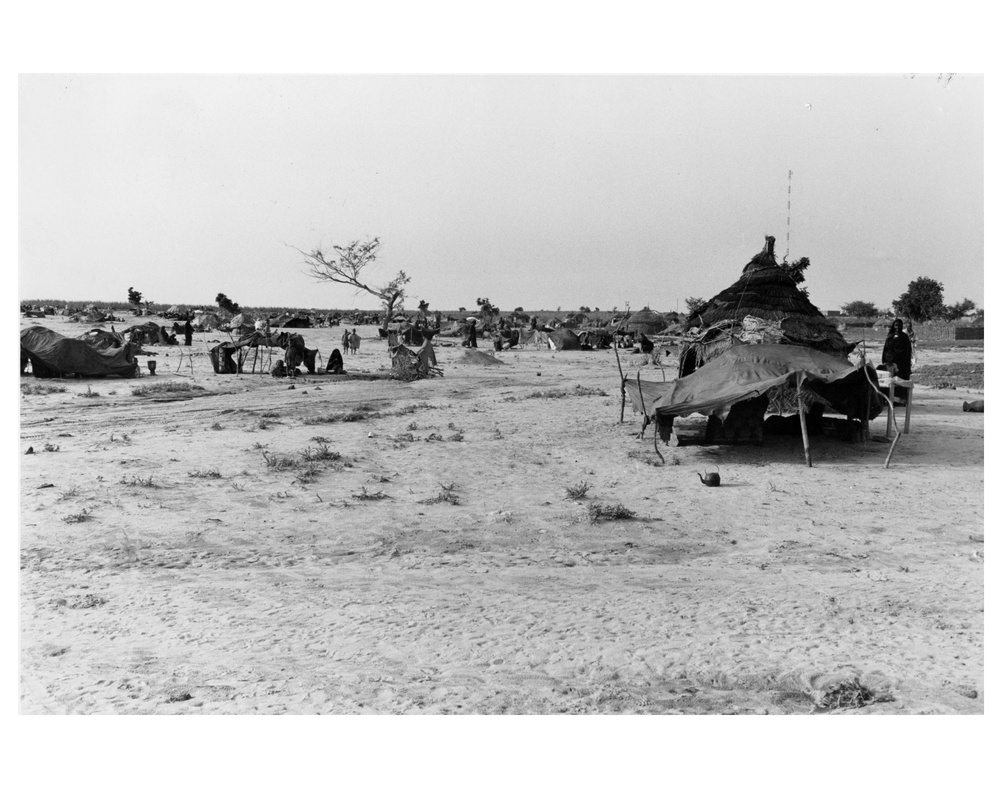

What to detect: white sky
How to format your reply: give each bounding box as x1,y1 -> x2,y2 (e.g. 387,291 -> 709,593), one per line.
19,74 -> 983,314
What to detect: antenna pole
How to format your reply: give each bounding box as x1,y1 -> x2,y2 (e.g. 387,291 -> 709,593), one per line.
785,169 -> 793,261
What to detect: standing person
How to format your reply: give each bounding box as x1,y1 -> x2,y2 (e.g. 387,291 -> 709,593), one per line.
349,329 -> 361,355
341,328 -> 350,353
882,318 -> 913,403
183,315 -> 193,347
467,318 -> 478,349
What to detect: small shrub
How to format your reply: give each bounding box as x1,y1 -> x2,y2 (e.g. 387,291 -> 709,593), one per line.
21,383 -> 67,395
301,443 -> 341,462
262,451 -> 301,471
817,679 -> 891,711
131,381 -> 203,396
260,411 -> 280,419
209,422 -> 223,431
62,508 -> 92,524
419,483 -> 460,505
565,481 -> 591,500
43,443 -> 60,452
78,385 -> 100,398
352,486 -> 389,501
310,436 -> 331,443
447,433 -> 465,442
406,421 -> 418,431
121,475 -> 157,488
188,469 -> 223,479
588,502 -> 636,524
425,432 -> 443,442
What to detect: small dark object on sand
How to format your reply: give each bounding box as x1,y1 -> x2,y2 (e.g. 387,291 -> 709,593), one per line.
963,400 -> 984,413
697,467 -> 721,487
25,446 -> 34,455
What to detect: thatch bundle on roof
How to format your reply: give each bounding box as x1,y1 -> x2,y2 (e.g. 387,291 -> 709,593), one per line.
679,236 -> 851,378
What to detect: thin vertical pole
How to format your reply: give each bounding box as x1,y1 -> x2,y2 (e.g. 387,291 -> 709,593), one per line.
885,378 -> 896,437
797,376 -> 812,467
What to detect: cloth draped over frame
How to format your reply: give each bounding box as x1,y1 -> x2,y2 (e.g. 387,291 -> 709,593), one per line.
624,343 -> 882,422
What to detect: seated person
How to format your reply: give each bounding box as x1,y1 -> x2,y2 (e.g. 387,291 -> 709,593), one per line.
326,348 -> 346,375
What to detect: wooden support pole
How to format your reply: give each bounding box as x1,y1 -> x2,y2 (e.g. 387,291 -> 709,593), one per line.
885,379 -> 896,438
797,377 -> 812,467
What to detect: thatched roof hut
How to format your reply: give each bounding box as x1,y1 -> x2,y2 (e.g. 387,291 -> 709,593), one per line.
625,309 -> 667,336
679,236 -> 850,377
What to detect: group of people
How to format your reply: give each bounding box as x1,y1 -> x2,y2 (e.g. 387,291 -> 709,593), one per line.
341,328 -> 361,355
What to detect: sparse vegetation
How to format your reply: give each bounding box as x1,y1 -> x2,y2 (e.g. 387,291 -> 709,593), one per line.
43,443 -> 60,452
524,386 -> 608,400
588,502 -> 637,523
21,383 -> 67,395
131,381 -> 204,396
77,385 -> 100,398
565,481 -> 591,500
353,486 -> 389,501
301,443 -> 341,462
817,679 -> 892,711
62,508 -> 92,524
419,483 -> 461,505
121,475 -> 157,488
188,469 -> 223,479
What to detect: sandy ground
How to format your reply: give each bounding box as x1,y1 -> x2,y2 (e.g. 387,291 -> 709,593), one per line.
19,316 -> 984,714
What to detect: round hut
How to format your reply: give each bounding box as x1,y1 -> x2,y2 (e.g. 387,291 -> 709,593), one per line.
625,309 -> 667,337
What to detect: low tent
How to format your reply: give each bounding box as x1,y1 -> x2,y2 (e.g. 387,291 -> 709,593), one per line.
121,321 -> 176,345
624,343 -> 884,463
77,328 -> 124,350
193,311 -> 222,331
269,312 -> 313,328
547,328 -> 581,351
21,325 -> 138,378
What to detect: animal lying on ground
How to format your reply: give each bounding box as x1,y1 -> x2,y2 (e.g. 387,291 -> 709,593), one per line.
963,400 -> 984,413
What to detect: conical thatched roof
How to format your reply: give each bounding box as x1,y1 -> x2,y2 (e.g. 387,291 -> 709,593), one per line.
625,309 -> 667,336
680,236 -> 850,376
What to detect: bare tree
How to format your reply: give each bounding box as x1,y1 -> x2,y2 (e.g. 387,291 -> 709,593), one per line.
297,237 -> 410,330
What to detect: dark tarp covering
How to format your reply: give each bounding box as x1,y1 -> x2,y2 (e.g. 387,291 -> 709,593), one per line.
547,328 -> 581,350
21,325 -> 138,378
624,343 -> 882,421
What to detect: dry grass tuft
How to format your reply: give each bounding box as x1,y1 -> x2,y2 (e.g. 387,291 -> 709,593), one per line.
588,502 -> 637,523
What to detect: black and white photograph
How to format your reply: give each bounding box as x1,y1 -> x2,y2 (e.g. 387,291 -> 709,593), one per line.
17,71 -> 984,721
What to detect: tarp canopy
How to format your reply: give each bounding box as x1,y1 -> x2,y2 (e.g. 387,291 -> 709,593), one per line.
625,343 -> 879,421
21,325 -> 137,378
547,328 -> 581,350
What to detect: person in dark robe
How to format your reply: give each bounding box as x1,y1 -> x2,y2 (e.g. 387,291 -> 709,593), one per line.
183,316 -> 193,347
881,319 -> 912,379
466,319 -> 478,348
639,333 -> 654,353
881,318 -> 913,403
326,348 -> 345,375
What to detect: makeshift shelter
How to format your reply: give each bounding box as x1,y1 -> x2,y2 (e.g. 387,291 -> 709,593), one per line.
625,309 -> 667,337
269,312 -> 313,328
680,236 -> 850,377
77,328 -> 124,350
624,343 -> 884,464
21,326 -> 138,379
547,328 -> 581,351
121,321 -> 176,346
165,305 -> 188,319
389,338 -> 441,380
193,311 -> 223,331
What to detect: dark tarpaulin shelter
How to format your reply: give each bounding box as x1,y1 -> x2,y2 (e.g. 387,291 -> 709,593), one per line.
21,325 -> 138,378
624,343 -> 883,464
547,328 -> 581,350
